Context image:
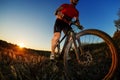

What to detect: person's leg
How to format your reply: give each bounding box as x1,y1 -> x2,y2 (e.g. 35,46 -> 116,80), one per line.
51,32 -> 61,54
50,32 -> 61,60
50,19 -> 65,60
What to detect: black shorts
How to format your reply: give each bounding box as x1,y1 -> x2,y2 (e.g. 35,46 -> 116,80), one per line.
54,19 -> 72,34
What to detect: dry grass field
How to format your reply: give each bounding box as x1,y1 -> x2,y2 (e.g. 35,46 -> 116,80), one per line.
0,39 -> 119,80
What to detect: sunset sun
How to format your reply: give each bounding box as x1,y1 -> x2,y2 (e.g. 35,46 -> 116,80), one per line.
18,42 -> 25,48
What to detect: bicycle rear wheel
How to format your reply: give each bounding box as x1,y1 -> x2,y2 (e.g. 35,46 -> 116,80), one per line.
64,29 -> 118,80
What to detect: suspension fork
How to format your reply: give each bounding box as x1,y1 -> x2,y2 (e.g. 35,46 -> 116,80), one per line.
71,32 -> 80,62
76,37 -> 84,55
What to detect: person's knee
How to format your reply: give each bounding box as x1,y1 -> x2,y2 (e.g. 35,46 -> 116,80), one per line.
52,36 -> 60,43
52,32 -> 61,42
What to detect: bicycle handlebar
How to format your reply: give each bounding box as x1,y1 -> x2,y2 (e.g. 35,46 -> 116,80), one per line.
71,21 -> 84,30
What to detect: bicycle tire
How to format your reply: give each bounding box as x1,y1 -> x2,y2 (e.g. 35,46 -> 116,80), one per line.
64,29 -> 118,80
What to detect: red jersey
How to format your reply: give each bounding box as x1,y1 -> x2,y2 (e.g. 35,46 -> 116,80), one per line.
60,4 -> 79,18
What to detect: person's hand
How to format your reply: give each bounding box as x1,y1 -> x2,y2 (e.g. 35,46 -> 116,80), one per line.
78,25 -> 84,30
74,21 -> 84,30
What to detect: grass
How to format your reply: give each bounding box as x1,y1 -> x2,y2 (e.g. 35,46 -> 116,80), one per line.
0,39 -> 119,80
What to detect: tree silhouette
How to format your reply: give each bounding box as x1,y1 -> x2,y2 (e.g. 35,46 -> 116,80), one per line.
114,8 -> 120,31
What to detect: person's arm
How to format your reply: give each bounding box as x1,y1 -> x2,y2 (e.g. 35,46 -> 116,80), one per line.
54,5 -> 65,19
74,17 -> 84,30
54,6 -> 63,15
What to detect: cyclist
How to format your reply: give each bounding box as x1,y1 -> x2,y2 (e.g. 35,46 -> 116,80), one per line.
50,0 -> 83,60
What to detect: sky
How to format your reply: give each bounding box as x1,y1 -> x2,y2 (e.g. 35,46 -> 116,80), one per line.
0,0 -> 120,51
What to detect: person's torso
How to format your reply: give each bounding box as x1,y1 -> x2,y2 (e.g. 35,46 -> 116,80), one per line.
61,4 -> 79,18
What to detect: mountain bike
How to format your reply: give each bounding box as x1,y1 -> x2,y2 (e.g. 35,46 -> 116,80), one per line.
52,22 -> 118,80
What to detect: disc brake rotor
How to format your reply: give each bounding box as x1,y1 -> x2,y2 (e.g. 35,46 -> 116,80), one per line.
79,51 -> 93,66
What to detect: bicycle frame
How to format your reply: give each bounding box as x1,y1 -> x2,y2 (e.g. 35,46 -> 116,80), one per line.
56,31 -> 70,55
57,29 -> 81,62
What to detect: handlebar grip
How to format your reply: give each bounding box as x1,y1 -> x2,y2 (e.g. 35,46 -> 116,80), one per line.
78,25 -> 84,30
70,21 -> 84,30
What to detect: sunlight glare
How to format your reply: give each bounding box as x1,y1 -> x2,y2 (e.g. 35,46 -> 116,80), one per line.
18,42 -> 25,48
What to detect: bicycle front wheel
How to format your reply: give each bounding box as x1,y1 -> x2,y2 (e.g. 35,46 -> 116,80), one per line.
64,29 -> 118,80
